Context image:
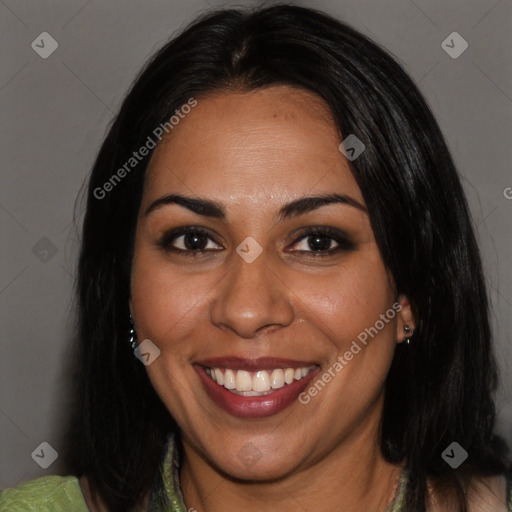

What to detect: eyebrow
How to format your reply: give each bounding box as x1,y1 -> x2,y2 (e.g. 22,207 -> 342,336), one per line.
144,193 -> 368,220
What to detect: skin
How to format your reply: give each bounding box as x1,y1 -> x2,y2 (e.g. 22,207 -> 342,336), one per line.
126,85 -> 413,511
120,85 -> 505,511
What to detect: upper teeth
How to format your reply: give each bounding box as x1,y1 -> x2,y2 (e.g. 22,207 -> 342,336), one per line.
206,367 -> 314,395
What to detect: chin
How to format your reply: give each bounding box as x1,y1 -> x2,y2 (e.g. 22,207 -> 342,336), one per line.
222,461 -> 295,483
207,444 -> 300,482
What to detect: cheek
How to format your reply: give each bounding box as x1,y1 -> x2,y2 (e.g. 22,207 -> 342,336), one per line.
130,250 -> 216,351
130,250 -> 216,424
299,253 -> 396,351
296,255 -> 398,415
295,262 -> 397,422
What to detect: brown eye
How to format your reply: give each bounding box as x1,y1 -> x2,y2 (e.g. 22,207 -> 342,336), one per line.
157,227 -> 223,255
289,227 -> 355,256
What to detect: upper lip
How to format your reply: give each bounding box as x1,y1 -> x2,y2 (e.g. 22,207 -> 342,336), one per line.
195,356 -> 319,371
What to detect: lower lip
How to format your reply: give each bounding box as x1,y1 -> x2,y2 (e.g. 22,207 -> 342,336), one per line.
194,365 -> 320,418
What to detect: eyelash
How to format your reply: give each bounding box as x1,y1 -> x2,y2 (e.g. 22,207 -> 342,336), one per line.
156,226 -> 356,258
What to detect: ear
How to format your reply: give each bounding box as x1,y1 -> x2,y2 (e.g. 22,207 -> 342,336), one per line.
129,298 -> 134,318
395,294 -> 416,344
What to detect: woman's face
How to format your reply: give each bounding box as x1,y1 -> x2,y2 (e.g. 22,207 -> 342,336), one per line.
130,86 -> 411,480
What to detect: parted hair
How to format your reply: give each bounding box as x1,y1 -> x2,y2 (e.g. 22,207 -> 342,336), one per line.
65,4 -> 510,511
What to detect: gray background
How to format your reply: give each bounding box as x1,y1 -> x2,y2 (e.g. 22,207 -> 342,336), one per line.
1,0 -> 511,489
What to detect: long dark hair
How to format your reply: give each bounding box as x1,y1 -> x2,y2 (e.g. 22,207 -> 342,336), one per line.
65,4 -> 510,510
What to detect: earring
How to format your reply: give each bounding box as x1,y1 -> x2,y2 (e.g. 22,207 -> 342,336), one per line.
129,314 -> 138,350
404,324 -> 413,345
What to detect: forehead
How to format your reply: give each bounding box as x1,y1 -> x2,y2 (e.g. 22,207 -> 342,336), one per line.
142,86 -> 364,209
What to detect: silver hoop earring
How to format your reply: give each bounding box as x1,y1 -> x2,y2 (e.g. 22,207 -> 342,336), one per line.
129,314 -> 138,350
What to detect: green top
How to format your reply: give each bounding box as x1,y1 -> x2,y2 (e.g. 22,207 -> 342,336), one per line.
0,474 -> 89,512
1,434 -> 511,511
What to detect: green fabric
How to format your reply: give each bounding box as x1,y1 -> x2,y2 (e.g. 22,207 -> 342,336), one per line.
2,435 -> 511,511
0,474 -> 89,511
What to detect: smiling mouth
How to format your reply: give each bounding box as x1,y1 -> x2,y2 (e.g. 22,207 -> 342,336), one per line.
194,356 -> 321,418
204,366 -> 316,396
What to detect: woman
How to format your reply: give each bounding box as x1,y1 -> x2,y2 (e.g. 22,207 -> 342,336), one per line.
1,4 -> 511,511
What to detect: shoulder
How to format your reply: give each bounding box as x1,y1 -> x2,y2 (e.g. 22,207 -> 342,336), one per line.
427,473 -> 511,512
466,473 -> 510,512
0,474 -> 89,512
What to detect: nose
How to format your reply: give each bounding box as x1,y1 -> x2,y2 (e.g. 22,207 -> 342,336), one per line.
210,250 -> 294,339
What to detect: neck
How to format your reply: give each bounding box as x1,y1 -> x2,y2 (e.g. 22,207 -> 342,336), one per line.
178,399 -> 404,512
